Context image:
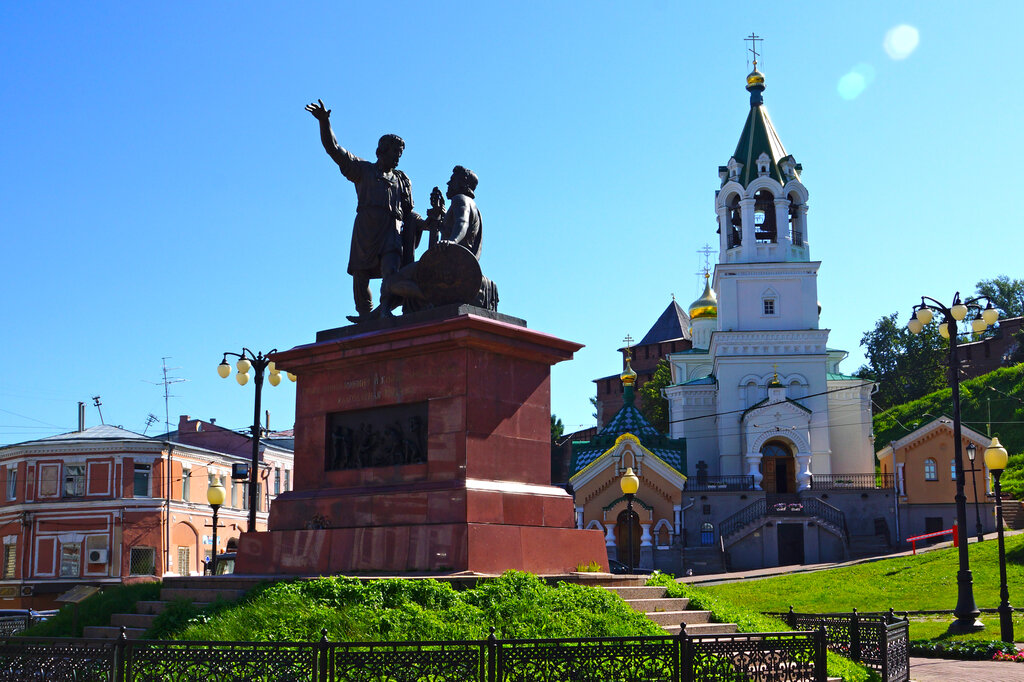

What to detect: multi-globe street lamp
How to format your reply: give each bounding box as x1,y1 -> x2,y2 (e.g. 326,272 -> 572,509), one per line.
983,437 -> 1014,643
206,476 -> 226,575
619,467 -> 640,575
908,292 -> 999,633
216,348 -> 295,532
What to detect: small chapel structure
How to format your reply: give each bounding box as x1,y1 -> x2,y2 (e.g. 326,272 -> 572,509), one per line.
573,61 -> 895,574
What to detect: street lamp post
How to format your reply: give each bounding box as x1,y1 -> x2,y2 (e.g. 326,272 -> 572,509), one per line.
966,443 -> 984,543
217,348 -> 295,532
206,476 -> 226,575
908,292 -> 999,633
619,467 -> 640,574
984,437 -> 1014,643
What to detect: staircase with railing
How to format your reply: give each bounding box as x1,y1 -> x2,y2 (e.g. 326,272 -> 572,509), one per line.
718,494 -> 850,551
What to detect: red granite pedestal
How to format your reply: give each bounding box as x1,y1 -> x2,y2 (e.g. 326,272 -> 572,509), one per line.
234,308 -> 607,575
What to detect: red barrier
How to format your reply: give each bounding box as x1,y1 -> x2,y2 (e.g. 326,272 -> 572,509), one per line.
906,526 -> 955,555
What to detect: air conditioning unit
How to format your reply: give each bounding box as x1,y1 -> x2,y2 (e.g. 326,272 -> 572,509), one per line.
88,549 -> 108,564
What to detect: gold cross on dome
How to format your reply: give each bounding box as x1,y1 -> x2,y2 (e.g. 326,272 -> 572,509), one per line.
746,32 -> 763,68
623,334 -> 634,359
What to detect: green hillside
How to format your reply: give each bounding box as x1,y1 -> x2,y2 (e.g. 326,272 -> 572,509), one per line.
873,364 -> 1024,497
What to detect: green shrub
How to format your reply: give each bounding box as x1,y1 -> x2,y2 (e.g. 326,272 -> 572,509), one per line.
910,638 -> 1018,660
168,572 -> 662,642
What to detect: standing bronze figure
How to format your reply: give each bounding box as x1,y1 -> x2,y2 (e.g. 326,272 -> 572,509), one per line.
305,99 -> 426,323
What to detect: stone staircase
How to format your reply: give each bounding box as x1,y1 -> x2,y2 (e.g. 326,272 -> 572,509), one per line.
848,534 -> 892,559
82,576 -> 259,639
604,584 -> 737,635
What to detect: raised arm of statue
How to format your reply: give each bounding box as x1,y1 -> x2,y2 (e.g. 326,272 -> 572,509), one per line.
305,99 -> 362,183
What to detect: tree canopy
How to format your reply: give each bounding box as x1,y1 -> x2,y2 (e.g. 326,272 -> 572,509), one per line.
976,276 -> 1024,318
638,359 -> 672,433
857,312 -> 947,412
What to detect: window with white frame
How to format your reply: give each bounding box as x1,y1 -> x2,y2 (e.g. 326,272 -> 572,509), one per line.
59,543 -> 81,577
64,464 -> 86,498
763,298 -> 776,316
182,467 -> 191,501
924,458 -> 938,481
6,467 -> 16,501
284,469 -> 291,492
134,464 -> 151,497
231,481 -> 239,509
274,468 -> 281,496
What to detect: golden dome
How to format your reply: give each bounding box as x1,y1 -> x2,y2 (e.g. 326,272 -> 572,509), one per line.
620,356 -> 638,387
746,68 -> 765,87
689,277 -> 718,320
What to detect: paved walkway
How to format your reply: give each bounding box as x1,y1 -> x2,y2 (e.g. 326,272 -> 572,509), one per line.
910,656 -> 1024,681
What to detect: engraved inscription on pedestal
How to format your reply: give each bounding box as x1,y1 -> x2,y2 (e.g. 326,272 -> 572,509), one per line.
325,402 -> 428,471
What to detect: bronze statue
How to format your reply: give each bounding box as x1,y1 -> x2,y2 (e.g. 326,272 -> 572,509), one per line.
387,166 -> 497,312
305,99 -> 427,323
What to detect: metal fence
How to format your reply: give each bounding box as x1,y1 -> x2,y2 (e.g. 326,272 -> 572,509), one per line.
765,607 -> 909,682
809,473 -> 895,491
0,613 -> 52,639
0,626 -> 830,682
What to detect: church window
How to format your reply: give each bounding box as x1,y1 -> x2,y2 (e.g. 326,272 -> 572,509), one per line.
763,298 -> 776,316
924,458 -> 938,481
744,381 -> 760,408
753,190 -> 777,243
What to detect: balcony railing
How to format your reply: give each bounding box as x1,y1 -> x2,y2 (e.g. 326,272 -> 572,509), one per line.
684,475 -> 756,492
809,474 -> 894,491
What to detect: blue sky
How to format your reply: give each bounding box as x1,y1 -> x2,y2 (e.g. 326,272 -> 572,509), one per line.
1,2 -> 1021,443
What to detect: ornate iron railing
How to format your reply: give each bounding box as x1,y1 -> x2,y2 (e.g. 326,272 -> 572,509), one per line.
765,608 -> 909,682
719,498 -> 766,539
0,627 -> 830,682
810,474 -> 895,491
683,475 -> 755,492
0,616 -> 36,639
801,497 -> 850,542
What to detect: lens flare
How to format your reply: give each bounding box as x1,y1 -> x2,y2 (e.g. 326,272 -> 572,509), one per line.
884,25 -> 920,60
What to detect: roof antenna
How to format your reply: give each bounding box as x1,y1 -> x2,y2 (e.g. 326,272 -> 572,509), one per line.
143,413 -> 159,436
144,358 -> 188,440
92,396 -> 105,425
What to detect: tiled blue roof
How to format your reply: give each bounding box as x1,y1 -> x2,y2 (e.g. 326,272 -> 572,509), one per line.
571,388 -> 686,477
680,375 -> 716,386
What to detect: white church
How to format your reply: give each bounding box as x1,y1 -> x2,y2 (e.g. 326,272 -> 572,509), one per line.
572,62 -> 895,573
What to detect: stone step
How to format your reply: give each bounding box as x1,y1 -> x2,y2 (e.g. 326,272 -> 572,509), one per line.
159,587 -> 247,603
82,625 -> 147,640
603,585 -> 667,600
110,613 -> 158,629
136,600 -> 211,615
644,610 -> 713,627
622,597 -> 690,613
662,622 -> 739,635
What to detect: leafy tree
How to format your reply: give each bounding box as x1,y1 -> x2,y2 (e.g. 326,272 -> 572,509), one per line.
589,396 -> 598,420
857,312 -> 947,412
550,414 -> 564,441
638,359 -> 672,433
975,276 -> 1024,318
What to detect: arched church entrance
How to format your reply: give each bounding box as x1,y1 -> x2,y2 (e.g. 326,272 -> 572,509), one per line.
615,508 -> 641,568
759,441 -> 796,494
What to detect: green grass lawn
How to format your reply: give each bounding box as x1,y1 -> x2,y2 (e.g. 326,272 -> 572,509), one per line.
701,533 -> 1024,641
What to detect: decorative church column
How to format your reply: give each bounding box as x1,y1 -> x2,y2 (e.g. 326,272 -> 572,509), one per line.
745,452 -> 764,490
774,197 -> 791,247
604,523 -> 617,562
795,452 -> 813,491
673,505 -> 682,537
795,204 -> 809,247
740,198 -> 756,249
717,206 -> 730,254
640,523 -> 654,569
575,506 -> 584,529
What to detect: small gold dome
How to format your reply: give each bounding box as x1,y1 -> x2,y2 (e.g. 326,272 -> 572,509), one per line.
689,277 -> 718,320
621,356 -> 638,387
746,69 -> 765,87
